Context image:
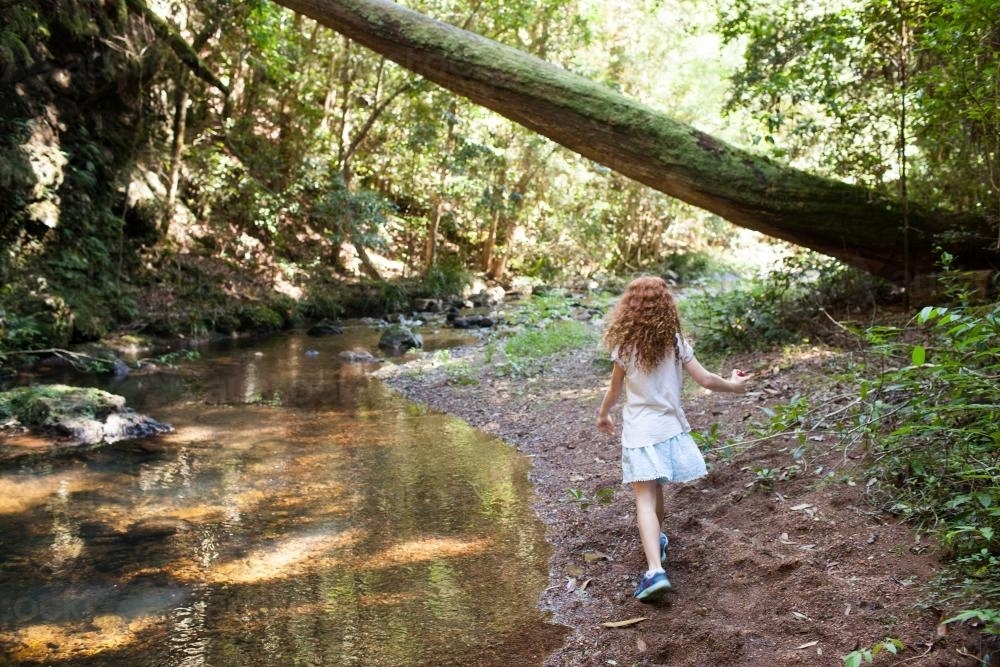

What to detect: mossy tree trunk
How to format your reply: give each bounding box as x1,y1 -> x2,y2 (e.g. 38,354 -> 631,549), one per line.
272,0 -> 998,283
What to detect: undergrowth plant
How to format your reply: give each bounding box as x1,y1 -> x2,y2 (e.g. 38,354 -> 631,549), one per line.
842,637 -> 903,666
860,298 -> 1000,632
684,251 -> 886,355
496,319 -> 598,377
484,291 -> 604,377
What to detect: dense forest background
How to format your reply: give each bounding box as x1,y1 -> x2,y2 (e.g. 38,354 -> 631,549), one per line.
0,0 -> 997,347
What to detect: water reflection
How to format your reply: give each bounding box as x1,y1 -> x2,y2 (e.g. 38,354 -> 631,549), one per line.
0,326 -> 563,665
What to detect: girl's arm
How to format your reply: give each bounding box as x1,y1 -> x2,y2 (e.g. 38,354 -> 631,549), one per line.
683,356 -> 749,393
596,362 -> 625,434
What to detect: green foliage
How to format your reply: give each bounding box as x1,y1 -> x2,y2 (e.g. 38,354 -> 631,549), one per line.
302,285 -> 346,321
944,609 -> 1000,637
654,251 -> 726,284
691,422 -> 739,461
566,486 -> 615,511
0,308 -> 46,354
237,302 -> 288,332
842,638 -> 903,667
500,320 -> 597,376
855,299 -> 1000,627
416,255 -> 471,299
719,0 -> 1000,213
686,252 -> 886,354
508,289 -> 606,327
444,359 -> 478,386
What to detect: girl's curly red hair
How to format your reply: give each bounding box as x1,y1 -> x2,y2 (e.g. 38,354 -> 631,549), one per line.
602,275 -> 683,372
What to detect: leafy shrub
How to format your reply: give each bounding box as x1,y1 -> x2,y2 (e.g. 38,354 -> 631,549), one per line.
685,252 -> 887,354
859,300 -> 1000,632
339,279 -> 411,317
654,250 -> 724,284
416,254 -> 471,299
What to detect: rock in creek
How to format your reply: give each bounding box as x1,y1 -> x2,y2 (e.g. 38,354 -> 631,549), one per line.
377,324 -> 423,352
306,319 -> 344,336
0,384 -> 173,447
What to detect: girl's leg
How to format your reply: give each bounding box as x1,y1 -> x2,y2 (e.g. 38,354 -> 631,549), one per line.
656,482 -> 664,526
632,480 -> 664,573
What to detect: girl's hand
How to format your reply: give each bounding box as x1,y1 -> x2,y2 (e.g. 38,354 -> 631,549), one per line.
596,414 -> 614,435
729,369 -> 751,393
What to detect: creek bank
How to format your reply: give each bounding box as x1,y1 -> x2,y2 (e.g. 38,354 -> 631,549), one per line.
376,340 -> 982,667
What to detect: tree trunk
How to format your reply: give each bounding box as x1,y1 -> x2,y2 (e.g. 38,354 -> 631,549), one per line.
272,0 -> 998,282
164,73 -> 189,236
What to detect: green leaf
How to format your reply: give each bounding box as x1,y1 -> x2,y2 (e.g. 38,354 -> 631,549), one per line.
911,345 -> 926,365
843,652 -> 863,667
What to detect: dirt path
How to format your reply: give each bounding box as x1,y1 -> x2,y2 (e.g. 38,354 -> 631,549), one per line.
376,342 -> 980,666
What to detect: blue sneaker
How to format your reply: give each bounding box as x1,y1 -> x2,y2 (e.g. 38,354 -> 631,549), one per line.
633,569 -> 672,602
659,532 -> 668,565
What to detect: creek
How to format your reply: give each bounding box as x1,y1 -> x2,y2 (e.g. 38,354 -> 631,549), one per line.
0,323 -> 562,665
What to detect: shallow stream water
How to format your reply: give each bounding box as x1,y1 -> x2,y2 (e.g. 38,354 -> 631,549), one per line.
0,325 -> 563,665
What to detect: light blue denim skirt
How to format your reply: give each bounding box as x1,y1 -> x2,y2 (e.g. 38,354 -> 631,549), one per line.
621,432 -> 707,485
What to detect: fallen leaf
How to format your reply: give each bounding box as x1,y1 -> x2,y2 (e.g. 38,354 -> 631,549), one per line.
583,550 -> 609,563
790,503 -> 814,511
795,640 -> 819,649
579,578 -> 592,591
565,577 -> 577,592
637,637 -> 647,652
566,564 -> 585,577
791,611 -> 812,621
602,617 -> 648,628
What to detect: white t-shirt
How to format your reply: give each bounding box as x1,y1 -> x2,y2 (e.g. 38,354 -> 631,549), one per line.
613,336 -> 694,449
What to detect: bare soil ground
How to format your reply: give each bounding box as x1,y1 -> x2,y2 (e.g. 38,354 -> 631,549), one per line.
377,341 -> 985,667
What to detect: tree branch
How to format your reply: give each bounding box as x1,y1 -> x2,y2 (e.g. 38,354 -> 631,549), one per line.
124,0 -> 229,95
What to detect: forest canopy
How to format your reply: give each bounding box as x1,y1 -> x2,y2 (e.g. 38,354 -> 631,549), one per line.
0,0 -> 997,346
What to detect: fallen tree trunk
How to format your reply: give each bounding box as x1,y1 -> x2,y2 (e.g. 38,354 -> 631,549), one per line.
272,0 -> 998,283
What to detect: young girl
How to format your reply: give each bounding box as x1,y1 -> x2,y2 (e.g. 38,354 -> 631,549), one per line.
596,275 -> 748,602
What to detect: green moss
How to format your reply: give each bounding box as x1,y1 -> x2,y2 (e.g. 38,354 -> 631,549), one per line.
237,303 -> 286,332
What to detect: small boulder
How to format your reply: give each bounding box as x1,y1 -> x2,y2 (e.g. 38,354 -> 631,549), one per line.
377,324 -> 423,352
413,298 -> 444,313
450,315 -> 496,329
0,385 -> 173,447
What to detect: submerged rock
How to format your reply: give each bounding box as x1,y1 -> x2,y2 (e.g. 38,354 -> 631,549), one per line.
339,350 -> 380,363
123,517 -> 193,543
306,320 -> 344,336
0,384 -> 173,447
